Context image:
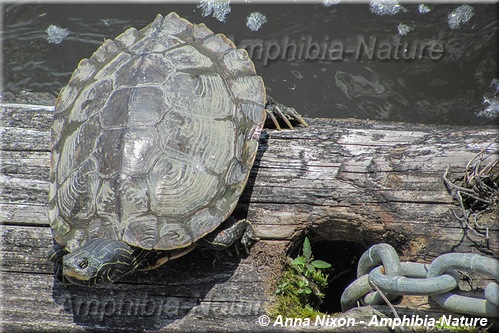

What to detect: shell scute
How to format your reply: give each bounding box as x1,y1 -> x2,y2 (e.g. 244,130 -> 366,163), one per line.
92,39 -> 121,64
88,218 -> 120,241
114,27 -> 140,49
95,179 -> 119,224
99,86 -> 169,129
123,215 -> 159,250
163,72 -> 235,118
148,157 -> 220,216
156,221 -> 192,250
202,33 -> 236,54
161,13 -> 193,36
222,49 -> 257,77
93,129 -> 123,177
56,117 -> 100,184
114,53 -> 175,87
192,23 -> 214,39
156,113 -> 235,175
163,45 -> 214,70
55,85 -> 78,116
126,34 -> 183,55
229,75 -> 265,104
94,53 -> 131,81
70,79 -> 113,123
69,59 -> 97,86
122,129 -> 161,175
57,158 -> 99,222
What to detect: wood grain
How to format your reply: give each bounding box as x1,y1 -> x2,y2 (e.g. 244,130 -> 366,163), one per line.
1,101 -> 497,332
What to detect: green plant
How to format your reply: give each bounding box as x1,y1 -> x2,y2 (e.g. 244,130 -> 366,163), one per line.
270,237 -> 331,318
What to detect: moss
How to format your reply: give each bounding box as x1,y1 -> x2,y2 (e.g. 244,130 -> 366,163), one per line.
269,295 -> 323,319
266,237 -> 331,319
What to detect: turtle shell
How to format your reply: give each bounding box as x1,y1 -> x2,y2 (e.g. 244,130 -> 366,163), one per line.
49,13 -> 266,252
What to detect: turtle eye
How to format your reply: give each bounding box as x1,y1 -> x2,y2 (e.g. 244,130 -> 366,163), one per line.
78,259 -> 89,269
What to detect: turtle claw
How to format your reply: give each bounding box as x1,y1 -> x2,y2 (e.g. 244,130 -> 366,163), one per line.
265,96 -> 309,130
50,243 -> 68,284
225,230 -> 257,257
240,224 -> 259,253
228,221 -> 259,256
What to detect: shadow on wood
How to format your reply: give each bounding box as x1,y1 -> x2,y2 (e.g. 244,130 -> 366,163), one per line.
50,248 -> 244,331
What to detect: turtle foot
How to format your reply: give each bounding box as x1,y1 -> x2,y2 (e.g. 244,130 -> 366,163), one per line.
200,218 -> 260,255
49,243 -> 68,284
265,96 -> 309,130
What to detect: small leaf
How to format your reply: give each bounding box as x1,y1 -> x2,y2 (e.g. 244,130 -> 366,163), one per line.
302,237 -> 312,259
312,260 -> 331,269
304,288 -> 312,294
306,263 -> 315,273
292,256 -> 306,266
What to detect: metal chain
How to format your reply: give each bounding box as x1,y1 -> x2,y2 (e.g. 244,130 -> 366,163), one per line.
341,243 -> 499,317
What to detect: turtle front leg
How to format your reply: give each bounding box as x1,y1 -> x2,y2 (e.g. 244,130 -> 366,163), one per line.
200,218 -> 260,255
265,96 -> 309,130
49,243 -> 69,284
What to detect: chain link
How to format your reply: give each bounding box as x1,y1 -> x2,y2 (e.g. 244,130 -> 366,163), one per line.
340,243 -> 499,317
356,243 -> 401,306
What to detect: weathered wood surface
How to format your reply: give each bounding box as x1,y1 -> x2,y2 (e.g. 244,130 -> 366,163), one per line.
1,102 -> 498,332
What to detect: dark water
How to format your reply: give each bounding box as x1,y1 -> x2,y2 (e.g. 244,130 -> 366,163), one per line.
3,2 -> 499,125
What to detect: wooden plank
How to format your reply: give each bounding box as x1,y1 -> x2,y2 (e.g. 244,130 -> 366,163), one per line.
1,102 -> 497,331
0,223 -> 286,332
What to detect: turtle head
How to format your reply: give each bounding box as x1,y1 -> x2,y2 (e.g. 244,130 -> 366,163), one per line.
62,238 -> 138,286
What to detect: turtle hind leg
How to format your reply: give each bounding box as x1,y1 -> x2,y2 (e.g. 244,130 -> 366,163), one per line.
265,96 -> 309,130
200,218 -> 259,255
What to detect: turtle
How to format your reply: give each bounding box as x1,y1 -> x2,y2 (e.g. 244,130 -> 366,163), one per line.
49,12 -> 307,286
